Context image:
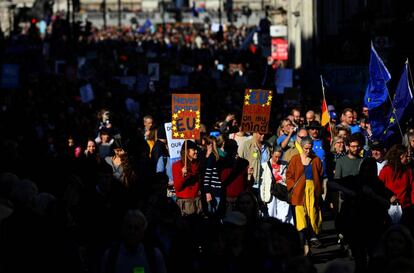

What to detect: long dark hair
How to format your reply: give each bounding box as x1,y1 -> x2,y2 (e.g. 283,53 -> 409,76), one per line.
385,144 -> 408,180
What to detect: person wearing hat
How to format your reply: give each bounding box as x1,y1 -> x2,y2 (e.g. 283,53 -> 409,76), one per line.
371,141 -> 387,175
172,140 -> 202,216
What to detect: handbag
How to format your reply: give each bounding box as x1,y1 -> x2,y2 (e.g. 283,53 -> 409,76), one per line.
268,161 -> 288,202
388,203 -> 403,224
287,173 -> 304,204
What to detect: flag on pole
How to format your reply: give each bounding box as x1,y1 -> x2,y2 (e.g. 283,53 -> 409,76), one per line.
364,43 -> 391,110
381,60 -> 414,142
321,98 -> 330,127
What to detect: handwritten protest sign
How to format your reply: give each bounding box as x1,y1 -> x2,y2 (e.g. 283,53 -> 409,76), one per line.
241,89 -> 273,134
165,122 -> 185,163
171,94 -> 201,140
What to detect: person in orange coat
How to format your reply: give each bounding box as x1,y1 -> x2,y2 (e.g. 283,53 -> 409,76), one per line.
286,136 -> 323,255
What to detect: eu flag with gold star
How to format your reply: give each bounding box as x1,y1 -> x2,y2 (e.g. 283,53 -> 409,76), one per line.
381,60 -> 413,143
364,43 -> 391,110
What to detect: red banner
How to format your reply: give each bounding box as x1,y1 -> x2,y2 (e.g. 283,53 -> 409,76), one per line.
271,38 -> 288,61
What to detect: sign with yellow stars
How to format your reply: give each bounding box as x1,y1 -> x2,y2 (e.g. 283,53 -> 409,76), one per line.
241,89 -> 273,134
171,94 -> 201,139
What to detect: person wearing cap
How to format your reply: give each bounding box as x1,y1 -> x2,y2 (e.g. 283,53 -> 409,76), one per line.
371,141 -> 387,175
172,140 -> 202,216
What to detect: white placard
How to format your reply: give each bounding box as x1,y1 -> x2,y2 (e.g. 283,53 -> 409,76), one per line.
270,25 -> 287,37
165,122 -> 186,162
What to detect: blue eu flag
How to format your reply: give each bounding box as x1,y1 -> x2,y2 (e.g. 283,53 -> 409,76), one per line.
381,61 -> 414,142
364,43 -> 391,110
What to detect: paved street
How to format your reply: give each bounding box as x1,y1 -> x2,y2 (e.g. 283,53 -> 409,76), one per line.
312,210 -> 355,273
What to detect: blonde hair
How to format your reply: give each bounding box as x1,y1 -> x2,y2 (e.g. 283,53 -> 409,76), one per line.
204,136 -> 219,161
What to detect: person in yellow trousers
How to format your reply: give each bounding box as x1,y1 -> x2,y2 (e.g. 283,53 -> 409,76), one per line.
286,136 -> 323,256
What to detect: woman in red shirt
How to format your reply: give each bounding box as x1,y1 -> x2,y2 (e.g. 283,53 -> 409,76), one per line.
379,144 -> 414,209
172,140 -> 202,216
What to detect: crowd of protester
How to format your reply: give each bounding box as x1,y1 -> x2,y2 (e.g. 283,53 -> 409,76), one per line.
1,15 -> 414,273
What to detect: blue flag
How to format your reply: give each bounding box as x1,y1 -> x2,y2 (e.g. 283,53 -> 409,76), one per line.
138,19 -> 152,34
364,43 -> 391,110
240,27 -> 257,50
381,61 -> 414,142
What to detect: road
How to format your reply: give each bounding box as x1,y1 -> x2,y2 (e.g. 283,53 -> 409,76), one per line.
312,209 -> 355,273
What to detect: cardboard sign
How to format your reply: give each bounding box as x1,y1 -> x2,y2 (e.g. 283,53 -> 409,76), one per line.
148,63 -> 160,81
1,64 -> 19,89
241,89 -> 273,134
171,94 -> 201,139
275,68 -> 293,94
169,75 -> 189,89
119,76 -> 136,90
80,84 -> 95,103
55,60 -> 66,74
137,74 -> 150,94
165,122 -> 186,162
271,38 -> 288,61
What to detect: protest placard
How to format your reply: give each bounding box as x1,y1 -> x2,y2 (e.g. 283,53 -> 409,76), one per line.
80,84 -> 95,103
1,64 -> 19,89
169,75 -> 189,89
241,89 -> 273,134
275,68 -> 293,94
148,63 -> 160,81
164,122 -> 186,163
55,60 -> 66,75
137,74 -> 150,94
171,94 -> 201,140
119,76 -> 137,90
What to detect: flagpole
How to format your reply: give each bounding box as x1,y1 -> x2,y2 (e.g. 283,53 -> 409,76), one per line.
371,43 -> 404,140
320,75 -> 334,141
407,59 -> 414,92
383,63 -> 405,140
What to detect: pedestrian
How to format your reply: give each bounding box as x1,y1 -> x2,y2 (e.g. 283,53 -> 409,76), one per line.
286,136 -> 324,255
